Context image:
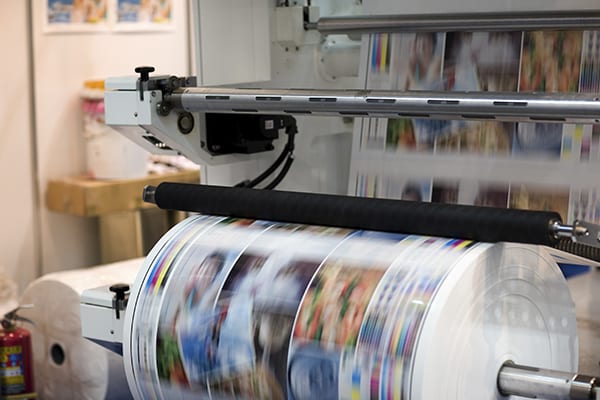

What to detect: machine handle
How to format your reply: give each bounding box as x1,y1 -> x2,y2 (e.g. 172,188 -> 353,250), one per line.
145,182 -> 561,246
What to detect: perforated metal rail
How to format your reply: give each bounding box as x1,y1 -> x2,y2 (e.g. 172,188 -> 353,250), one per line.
168,87 -> 600,124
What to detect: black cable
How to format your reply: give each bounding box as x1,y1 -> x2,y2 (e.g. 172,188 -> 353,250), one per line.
252,125 -> 295,186
264,154 -> 295,190
259,126 -> 296,189
235,121 -> 297,189
234,144 -> 289,188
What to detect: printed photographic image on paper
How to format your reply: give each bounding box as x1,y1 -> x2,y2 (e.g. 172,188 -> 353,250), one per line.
287,344 -> 342,400
560,124 -> 596,162
520,31 -> 582,93
288,259 -> 385,400
45,0 -> 108,32
380,33 -> 448,151
367,32 -> 445,91
156,248 -> 238,390
397,32 -> 446,91
406,118 -> 452,152
116,0 -> 173,31
577,124 -> 594,162
443,32 -> 521,92
175,248 -> 322,399
512,122 -> 564,159
436,32 -> 521,156
385,118 -> 418,151
580,31 -> 600,93
293,261 -> 384,348
434,121 -> 514,156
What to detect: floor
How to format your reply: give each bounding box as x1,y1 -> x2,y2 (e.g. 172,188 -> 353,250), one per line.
567,267 -> 600,376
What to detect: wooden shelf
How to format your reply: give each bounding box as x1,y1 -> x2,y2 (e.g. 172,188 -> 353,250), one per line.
46,170 -> 199,263
46,169 -> 200,217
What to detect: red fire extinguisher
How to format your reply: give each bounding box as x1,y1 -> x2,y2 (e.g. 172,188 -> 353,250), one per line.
0,306 -> 35,399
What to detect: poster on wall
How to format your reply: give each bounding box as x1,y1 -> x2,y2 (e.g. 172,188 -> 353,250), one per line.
114,0 -> 174,31
45,0 -> 109,32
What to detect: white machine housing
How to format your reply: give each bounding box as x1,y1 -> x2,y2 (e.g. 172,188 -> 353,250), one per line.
104,76 -> 243,166
80,284 -> 127,354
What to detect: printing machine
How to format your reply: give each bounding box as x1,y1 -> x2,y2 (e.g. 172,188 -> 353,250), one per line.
81,1 -> 600,398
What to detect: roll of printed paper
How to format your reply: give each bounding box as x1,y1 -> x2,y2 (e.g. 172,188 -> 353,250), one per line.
123,215 -> 577,400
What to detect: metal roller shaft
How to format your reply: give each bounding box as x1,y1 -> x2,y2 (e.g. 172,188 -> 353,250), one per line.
310,10 -> 600,35
169,87 -> 600,124
498,363 -> 599,399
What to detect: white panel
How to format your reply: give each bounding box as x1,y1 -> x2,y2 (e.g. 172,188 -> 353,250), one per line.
196,0 -> 270,85
0,2 -> 38,290
32,0 -> 190,274
201,2 -> 358,193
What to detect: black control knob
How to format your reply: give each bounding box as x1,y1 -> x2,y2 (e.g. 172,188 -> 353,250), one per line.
135,66 -> 155,101
109,283 -> 130,301
134,66 -> 155,82
109,283 -> 130,320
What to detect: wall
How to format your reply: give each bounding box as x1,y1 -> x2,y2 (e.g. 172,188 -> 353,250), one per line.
0,2 -> 39,290
195,0 -> 271,85
32,0 -> 190,275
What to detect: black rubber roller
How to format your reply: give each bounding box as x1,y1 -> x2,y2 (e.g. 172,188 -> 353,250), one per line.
151,182 -> 562,246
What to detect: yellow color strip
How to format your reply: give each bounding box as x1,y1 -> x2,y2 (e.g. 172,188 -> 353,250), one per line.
381,33 -> 389,72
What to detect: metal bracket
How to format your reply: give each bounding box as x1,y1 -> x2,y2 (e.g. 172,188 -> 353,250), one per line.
553,220 -> 600,249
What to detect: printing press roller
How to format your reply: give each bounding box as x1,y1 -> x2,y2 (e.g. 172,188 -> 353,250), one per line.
84,185 -> 599,399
